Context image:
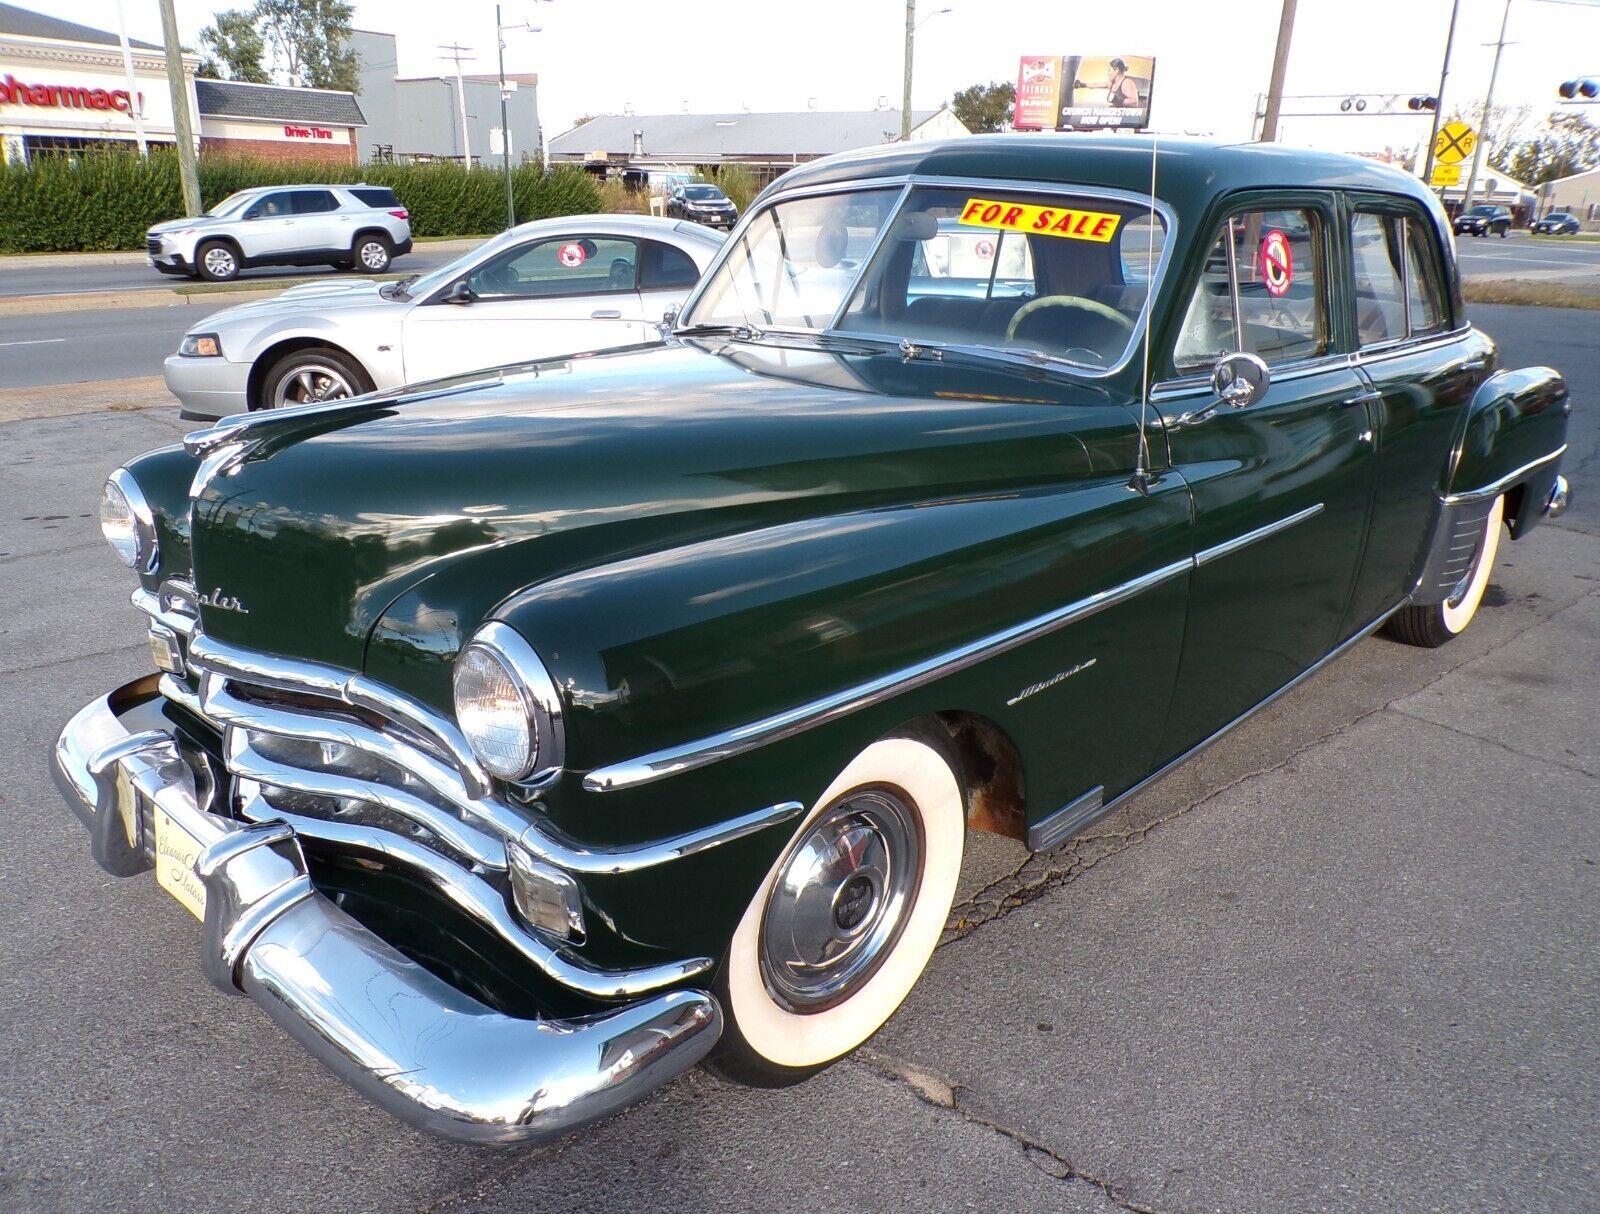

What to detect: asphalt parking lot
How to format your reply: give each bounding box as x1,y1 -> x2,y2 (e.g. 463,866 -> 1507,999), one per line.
0,304 -> 1594,1213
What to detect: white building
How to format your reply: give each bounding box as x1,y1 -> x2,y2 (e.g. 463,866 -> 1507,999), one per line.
1539,165 -> 1600,230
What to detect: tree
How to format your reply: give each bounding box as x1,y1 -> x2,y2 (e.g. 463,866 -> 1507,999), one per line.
951,81 -> 1015,134
1503,113 -> 1600,187
198,9 -> 267,83
255,0 -> 359,92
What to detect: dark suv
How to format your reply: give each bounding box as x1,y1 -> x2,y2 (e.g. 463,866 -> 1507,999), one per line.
1453,204 -> 1513,238
665,183 -> 738,229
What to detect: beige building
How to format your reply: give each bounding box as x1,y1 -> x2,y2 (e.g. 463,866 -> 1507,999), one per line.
1539,166 -> 1600,231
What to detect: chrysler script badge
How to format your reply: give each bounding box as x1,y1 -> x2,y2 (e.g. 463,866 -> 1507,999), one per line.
1006,657 -> 1096,707
197,587 -> 250,615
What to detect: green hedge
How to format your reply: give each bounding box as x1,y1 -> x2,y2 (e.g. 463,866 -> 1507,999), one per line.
0,150 -> 602,253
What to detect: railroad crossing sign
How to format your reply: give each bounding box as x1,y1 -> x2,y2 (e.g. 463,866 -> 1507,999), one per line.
1434,121 -> 1477,165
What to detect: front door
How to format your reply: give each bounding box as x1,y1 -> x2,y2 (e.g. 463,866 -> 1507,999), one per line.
1152,197 -> 1379,764
402,234 -> 648,382
237,190 -> 301,259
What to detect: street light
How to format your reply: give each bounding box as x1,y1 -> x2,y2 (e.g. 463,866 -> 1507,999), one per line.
497,2 -> 550,231
900,4 -> 953,142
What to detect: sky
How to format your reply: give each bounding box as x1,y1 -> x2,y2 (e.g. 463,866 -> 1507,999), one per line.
29,0 -> 1600,156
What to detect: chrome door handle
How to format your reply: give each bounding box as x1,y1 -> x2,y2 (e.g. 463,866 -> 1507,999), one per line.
590,309 -> 622,319
1342,390 -> 1383,408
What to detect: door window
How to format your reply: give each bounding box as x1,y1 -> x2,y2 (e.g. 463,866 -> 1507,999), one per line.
244,191 -> 294,219
467,236 -> 639,299
1351,209 -> 1447,346
1174,207 -> 1326,371
290,190 -> 339,214
639,240 -> 701,289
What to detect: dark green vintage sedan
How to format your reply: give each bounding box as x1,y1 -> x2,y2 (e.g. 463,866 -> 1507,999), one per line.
57,135 -> 1572,1143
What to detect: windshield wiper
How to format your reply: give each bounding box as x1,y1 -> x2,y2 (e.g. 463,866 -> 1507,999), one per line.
673,322 -> 765,341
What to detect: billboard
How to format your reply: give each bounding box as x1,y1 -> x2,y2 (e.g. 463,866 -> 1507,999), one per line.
1013,55 -> 1156,132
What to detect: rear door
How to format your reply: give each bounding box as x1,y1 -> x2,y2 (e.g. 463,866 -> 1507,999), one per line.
402,234 -> 647,381
288,188 -> 344,254
1152,194 -> 1379,764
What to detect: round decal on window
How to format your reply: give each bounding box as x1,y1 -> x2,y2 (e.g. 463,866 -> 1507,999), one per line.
558,242 -> 587,269
974,238 -> 995,260
1260,228 -> 1292,297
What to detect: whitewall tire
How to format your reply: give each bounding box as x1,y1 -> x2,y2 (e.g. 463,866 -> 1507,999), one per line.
709,735 -> 964,1085
1386,494 -> 1505,647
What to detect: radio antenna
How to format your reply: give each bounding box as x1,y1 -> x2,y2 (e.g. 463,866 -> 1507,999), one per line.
1131,131 -> 1160,493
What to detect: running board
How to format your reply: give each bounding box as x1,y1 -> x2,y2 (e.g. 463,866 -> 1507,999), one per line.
1025,598 -> 1409,852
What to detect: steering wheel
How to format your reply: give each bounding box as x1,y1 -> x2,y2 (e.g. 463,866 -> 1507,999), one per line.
1005,294 -> 1136,345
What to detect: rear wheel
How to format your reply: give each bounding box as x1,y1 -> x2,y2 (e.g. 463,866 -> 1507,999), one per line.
1385,495 -> 1504,647
353,233 -> 392,274
256,346 -> 373,410
195,240 -> 240,282
706,735 -> 965,1087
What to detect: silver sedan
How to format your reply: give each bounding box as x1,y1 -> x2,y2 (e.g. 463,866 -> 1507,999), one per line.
164,214 -> 727,417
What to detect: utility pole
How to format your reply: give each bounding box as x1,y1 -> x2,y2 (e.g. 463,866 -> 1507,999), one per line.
114,0 -> 147,155
900,0 -> 915,141
1461,0 -> 1512,212
1422,0 -> 1462,185
1258,0 -> 1298,142
440,43 -> 475,166
156,0 -> 200,214
496,6 -> 513,228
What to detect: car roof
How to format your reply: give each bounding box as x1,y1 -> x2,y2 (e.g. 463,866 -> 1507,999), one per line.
766,133 -> 1442,229
502,213 -> 724,241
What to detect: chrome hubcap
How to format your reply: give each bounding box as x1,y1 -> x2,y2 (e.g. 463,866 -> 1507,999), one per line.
272,363 -> 356,408
760,788 -> 921,1011
360,242 -> 387,269
204,247 -> 235,276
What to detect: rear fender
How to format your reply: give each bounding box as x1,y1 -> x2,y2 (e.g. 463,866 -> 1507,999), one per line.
1446,365 -> 1570,540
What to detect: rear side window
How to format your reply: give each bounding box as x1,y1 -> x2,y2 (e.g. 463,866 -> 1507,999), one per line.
351,187 -> 400,209
639,240 -> 701,289
1174,207 -> 1326,370
1351,209 -> 1445,346
290,190 -> 338,214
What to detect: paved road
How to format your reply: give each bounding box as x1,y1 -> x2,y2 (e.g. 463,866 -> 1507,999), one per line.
1454,233 -> 1600,277
0,243 -> 467,297
0,306 -> 1593,1213
0,303 -> 231,390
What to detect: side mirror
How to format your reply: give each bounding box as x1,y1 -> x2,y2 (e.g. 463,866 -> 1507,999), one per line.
662,303 -> 680,327
443,279 -> 475,306
1211,351 -> 1270,410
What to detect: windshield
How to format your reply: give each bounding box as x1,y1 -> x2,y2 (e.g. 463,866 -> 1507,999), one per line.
394,236 -> 514,298
685,184 -> 1167,371
1468,206 -> 1499,216
207,191 -> 256,217
686,188 -> 901,330
683,185 -> 725,201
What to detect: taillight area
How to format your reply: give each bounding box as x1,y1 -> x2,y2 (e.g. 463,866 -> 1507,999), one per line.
389,209 -> 409,219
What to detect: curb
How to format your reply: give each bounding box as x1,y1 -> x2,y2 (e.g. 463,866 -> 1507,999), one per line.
0,287 -> 285,316
0,375 -> 172,424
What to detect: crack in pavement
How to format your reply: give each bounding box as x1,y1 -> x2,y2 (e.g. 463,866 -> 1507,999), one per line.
1388,704 -> 1600,783
0,641 -> 144,679
942,589 -> 1600,947
852,1050 -> 1167,1214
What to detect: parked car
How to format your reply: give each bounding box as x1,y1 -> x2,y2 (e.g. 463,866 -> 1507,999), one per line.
665,182 -> 739,228
60,135 -> 1572,1144
146,184 -> 414,281
1533,211 -> 1582,235
163,214 -> 726,416
1452,203 -> 1513,238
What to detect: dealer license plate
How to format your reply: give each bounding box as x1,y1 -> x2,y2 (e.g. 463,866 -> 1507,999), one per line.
153,806 -> 206,921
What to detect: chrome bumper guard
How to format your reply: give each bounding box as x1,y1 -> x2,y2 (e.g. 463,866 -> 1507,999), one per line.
52,688 -> 723,1145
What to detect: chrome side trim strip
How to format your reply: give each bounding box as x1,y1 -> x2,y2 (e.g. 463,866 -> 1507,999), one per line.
237,790 -> 714,998
519,799 -> 807,876
1028,597 -> 1410,853
1194,503 -> 1325,567
584,558 -> 1194,792
1443,445 -> 1567,504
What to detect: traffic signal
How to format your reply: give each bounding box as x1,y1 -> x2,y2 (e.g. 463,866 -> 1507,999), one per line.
1559,78 -> 1599,99
1408,96 -> 1439,111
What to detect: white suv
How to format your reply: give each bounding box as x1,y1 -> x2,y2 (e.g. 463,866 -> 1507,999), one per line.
146,184 -> 414,282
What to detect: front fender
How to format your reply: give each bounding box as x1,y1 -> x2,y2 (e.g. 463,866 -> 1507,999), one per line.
234,314 -> 404,392
1446,364 -> 1570,538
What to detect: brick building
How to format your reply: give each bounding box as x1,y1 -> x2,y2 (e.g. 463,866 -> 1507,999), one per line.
196,78 -> 365,165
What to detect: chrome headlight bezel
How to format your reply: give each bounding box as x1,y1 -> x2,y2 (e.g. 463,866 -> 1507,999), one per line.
100,467 -> 158,574
452,621 -> 565,785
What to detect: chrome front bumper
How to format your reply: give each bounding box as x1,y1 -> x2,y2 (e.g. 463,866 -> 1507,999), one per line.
52,682 -> 723,1145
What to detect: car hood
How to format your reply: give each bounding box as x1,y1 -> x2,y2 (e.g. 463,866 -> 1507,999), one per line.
204,279 -> 396,328
148,214 -> 235,236
185,339 -> 1131,701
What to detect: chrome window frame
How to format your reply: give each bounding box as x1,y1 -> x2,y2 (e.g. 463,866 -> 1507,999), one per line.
676,173 -> 1180,382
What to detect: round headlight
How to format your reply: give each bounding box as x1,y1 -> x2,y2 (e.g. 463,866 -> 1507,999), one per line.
100,469 -> 154,571
453,622 -> 565,784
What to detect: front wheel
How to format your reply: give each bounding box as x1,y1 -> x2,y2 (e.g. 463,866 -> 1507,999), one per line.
195,240 -> 240,282
256,346 -> 373,410
706,735 -> 965,1087
1385,495 -> 1504,647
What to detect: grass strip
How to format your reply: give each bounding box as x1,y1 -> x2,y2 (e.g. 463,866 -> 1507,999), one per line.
1463,278 -> 1600,309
